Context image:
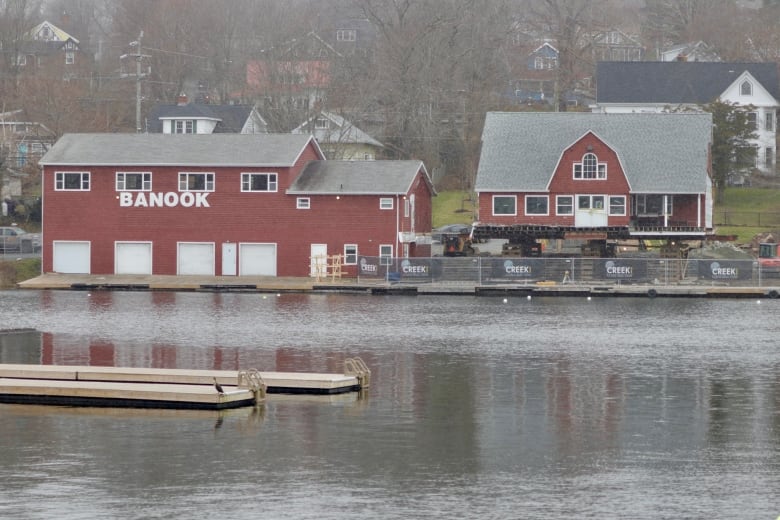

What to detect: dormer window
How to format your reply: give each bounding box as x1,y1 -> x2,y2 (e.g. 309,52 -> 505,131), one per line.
741,80 -> 752,96
573,152 -> 606,179
314,117 -> 329,129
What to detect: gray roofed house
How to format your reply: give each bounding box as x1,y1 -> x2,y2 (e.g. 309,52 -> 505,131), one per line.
291,112 -> 384,160
476,112 -> 711,194
39,133 -> 317,167
288,160 -> 432,195
593,61 -> 780,174
145,95 -> 268,134
475,112 -> 713,234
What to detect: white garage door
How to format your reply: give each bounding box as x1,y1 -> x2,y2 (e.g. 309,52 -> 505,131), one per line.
53,241 -> 91,274
178,242 -> 215,275
115,242 -> 152,274
240,243 -> 276,276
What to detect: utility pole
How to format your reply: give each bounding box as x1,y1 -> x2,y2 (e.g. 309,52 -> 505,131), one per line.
120,31 -> 150,133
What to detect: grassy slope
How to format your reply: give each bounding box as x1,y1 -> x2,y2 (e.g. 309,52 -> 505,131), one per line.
434,188 -> 780,244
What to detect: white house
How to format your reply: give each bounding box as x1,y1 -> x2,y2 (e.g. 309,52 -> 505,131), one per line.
593,62 -> 780,173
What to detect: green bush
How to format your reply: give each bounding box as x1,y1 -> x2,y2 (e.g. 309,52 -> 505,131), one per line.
0,258 -> 41,288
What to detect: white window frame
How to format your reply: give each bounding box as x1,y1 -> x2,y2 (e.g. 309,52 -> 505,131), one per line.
179,172 -> 215,192
65,51 -> 75,65
380,198 -> 393,210
573,152 -> 607,180
336,29 -> 356,42
741,80 -> 752,96
55,171 -> 90,191
608,195 -> 626,216
636,195 -> 673,216
241,172 -> 278,192
379,244 -> 393,265
297,197 -> 310,209
174,120 -> 195,134
525,195 -> 549,216
766,111 -> 774,132
314,117 -> 329,129
493,195 -> 516,216
747,112 -> 758,130
344,244 -> 358,265
116,172 -> 152,191
556,195 -> 573,215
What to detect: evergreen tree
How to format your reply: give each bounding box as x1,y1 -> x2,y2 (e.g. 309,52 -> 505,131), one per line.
702,100 -> 758,201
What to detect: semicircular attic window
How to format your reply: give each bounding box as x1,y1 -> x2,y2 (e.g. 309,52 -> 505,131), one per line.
741,80 -> 753,96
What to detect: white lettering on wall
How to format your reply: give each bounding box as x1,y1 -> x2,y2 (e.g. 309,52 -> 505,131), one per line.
118,192 -> 211,208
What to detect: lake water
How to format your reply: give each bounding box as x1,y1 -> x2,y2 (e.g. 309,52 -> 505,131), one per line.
0,290 -> 779,519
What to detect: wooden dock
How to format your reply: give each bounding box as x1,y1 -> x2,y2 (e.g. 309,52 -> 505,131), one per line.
0,362 -> 370,410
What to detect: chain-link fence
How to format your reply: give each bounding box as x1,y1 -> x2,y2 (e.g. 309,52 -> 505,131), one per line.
357,256 -> 777,287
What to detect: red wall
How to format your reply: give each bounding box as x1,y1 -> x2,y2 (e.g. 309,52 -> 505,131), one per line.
42,142 -> 433,277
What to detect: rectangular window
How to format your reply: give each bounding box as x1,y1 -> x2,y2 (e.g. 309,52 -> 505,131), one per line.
747,112 -> 758,130
493,195 -> 516,215
636,195 -> 673,215
55,171 -> 90,191
174,120 -> 195,134
241,173 -> 277,192
525,196 -> 549,215
297,197 -> 310,209
380,198 -> 393,210
556,195 -> 573,215
766,111 -> 774,132
116,172 -> 151,191
65,51 -> 74,65
179,172 -> 214,192
379,244 -> 393,265
344,244 -> 358,265
609,196 -> 626,216
766,147 -> 774,168
336,29 -> 356,42
314,117 -> 329,129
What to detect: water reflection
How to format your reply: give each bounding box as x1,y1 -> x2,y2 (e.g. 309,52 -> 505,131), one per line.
0,291 -> 779,518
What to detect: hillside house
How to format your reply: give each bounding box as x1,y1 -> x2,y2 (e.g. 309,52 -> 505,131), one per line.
146,95 -> 268,134
291,111 -> 384,160
593,61 -> 780,174
38,134 -> 433,277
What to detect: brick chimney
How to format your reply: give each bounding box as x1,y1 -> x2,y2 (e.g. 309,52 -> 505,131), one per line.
177,93 -> 188,106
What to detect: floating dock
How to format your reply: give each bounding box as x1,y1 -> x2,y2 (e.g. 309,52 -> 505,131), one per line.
0,361 -> 370,410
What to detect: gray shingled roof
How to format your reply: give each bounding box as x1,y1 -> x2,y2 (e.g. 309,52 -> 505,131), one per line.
597,61 -> 780,104
475,112 -> 712,194
146,103 -> 262,133
39,133 -> 318,167
288,160 -> 432,195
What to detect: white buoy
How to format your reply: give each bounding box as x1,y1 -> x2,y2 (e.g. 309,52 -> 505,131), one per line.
503,298 -> 508,303
587,296 -> 592,301
527,295 -> 531,300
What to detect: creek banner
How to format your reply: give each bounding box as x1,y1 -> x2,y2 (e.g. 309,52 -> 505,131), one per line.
488,258 -> 544,281
696,259 -> 753,281
593,259 -> 648,281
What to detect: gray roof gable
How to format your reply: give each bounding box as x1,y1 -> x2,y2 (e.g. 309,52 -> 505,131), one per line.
597,61 -> 780,103
288,160 -> 431,195
40,133 -> 319,167
476,112 -> 712,194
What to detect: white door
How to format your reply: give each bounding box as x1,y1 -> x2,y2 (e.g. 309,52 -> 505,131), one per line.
115,242 -> 152,275
222,243 -> 237,276
239,243 -> 276,276
177,243 -> 215,275
575,195 -> 608,227
310,243 -> 327,277
53,241 -> 90,274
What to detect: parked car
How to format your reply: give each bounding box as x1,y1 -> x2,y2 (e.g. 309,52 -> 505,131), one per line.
431,223 -> 472,243
0,226 -> 41,254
